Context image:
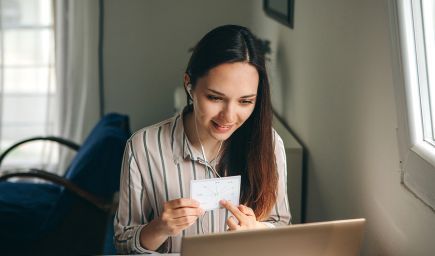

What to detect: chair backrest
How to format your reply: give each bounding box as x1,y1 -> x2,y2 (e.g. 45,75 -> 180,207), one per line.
43,112 -> 130,234
63,113 -> 131,199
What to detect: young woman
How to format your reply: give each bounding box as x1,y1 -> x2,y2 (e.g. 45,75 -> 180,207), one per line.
114,25 -> 291,254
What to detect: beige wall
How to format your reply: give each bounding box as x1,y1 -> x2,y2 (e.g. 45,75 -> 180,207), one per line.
103,0 -> 256,131
103,0 -> 435,254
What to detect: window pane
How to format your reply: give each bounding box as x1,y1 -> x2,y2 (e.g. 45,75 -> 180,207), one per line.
3,67 -> 55,93
0,93 -> 57,164
2,121 -> 48,140
1,93 -> 54,125
3,29 -> 53,66
0,140 -> 59,168
0,0 -> 57,170
1,0 -> 52,27
0,93 -> 58,165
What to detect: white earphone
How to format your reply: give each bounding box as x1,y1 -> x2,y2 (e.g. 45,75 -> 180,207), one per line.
186,83 -> 193,99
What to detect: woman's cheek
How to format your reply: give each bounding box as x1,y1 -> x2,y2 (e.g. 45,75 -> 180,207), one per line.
243,108 -> 255,120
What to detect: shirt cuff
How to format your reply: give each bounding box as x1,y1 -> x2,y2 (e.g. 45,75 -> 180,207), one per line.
133,225 -> 171,254
261,222 -> 276,228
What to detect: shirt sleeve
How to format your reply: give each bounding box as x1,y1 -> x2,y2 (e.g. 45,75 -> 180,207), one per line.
113,138 -> 170,254
261,130 -> 292,227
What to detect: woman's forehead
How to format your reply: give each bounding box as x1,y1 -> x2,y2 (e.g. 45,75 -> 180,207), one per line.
196,62 -> 259,94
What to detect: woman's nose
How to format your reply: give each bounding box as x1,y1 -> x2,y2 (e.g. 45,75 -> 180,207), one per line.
220,103 -> 236,123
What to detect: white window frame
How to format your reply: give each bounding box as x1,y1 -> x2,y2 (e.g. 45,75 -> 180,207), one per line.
389,0 -> 435,210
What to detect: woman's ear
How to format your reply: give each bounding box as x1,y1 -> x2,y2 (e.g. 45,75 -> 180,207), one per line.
183,73 -> 190,89
184,73 -> 193,99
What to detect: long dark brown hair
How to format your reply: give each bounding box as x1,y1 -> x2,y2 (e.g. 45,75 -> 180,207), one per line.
185,25 -> 277,220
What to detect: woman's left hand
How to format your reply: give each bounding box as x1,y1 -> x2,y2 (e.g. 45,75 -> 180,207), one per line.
220,200 -> 268,231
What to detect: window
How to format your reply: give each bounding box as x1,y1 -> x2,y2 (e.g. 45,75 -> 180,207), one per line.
392,0 -> 435,209
0,0 -> 58,169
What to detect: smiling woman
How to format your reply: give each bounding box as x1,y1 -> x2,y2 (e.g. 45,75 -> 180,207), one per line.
114,25 -> 291,254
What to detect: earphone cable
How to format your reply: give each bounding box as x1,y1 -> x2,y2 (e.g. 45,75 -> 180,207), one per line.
194,112 -> 223,178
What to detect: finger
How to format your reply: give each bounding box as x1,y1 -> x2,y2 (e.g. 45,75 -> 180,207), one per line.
226,216 -> 240,231
174,215 -> 199,226
238,205 -> 255,216
175,219 -> 197,231
170,207 -> 204,218
220,200 -> 245,221
165,198 -> 200,209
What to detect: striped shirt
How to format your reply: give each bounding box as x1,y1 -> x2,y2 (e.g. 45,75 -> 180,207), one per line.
114,109 -> 291,254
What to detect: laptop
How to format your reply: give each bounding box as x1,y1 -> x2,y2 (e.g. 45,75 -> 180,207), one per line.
181,218 -> 366,256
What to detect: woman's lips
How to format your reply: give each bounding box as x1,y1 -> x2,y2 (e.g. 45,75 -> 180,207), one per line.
212,120 -> 233,133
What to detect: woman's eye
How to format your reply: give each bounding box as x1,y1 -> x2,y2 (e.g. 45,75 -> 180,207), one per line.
207,95 -> 222,101
241,100 -> 255,105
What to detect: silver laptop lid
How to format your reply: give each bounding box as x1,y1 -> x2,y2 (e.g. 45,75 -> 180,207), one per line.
181,218 -> 366,256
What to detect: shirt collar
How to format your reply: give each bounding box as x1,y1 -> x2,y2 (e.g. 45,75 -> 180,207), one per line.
172,107 -> 203,164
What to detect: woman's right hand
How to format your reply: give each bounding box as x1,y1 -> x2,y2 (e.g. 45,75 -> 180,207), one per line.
157,198 -> 204,236
140,198 -> 204,250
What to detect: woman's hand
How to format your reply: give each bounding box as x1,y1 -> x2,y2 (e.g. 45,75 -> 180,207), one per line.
140,198 -> 204,250
220,200 -> 268,231
157,198 -> 204,236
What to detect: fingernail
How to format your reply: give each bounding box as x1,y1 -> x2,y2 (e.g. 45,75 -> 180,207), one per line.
220,200 -> 226,205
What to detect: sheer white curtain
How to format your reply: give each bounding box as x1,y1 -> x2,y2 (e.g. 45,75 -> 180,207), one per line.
0,0 -> 100,176
55,0 -> 101,172
0,0 -> 58,173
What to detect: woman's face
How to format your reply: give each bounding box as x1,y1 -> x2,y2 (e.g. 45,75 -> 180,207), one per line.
189,62 -> 259,142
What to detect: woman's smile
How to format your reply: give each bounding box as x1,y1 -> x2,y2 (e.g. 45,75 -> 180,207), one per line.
211,120 -> 234,133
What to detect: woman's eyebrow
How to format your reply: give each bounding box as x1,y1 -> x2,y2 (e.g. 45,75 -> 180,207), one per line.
207,89 -> 256,98
240,94 -> 257,99
207,89 -> 225,96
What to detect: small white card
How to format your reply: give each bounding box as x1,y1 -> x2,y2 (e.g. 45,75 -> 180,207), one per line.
190,175 -> 241,211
